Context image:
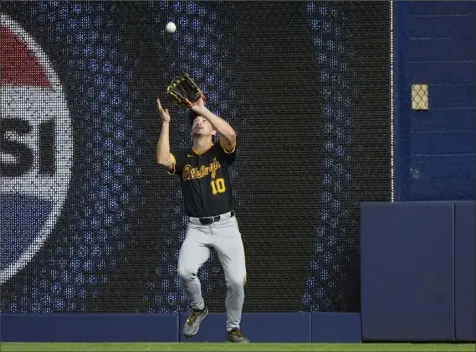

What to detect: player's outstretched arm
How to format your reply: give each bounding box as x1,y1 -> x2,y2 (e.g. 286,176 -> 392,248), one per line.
191,97 -> 236,152
156,98 -> 174,169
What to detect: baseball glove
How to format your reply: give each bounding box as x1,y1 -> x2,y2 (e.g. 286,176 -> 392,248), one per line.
165,72 -> 204,108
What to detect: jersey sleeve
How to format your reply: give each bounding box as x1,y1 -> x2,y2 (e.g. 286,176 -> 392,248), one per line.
167,150 -> 187,175
217,138 -> 237,166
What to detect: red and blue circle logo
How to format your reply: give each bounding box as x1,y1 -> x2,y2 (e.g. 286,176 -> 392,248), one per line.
1,14 -> 73,284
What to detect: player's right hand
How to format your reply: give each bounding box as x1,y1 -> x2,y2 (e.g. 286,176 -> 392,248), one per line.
157,98 -> 171,123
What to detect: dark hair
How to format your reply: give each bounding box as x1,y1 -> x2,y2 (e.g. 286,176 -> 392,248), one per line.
187,109 -> 199,127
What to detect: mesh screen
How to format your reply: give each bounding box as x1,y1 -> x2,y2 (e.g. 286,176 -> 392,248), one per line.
0,1 -> 391,313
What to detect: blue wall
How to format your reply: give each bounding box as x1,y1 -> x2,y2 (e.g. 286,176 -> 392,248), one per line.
360,201 -> 475,342
0,312 -> 361,343
395,1 -> 476,201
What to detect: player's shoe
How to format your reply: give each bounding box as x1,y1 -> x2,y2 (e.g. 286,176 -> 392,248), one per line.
225,328 -> 249,343
183,306 -> 208,337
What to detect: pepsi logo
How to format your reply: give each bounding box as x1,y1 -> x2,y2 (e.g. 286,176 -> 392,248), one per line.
0,14 -> 73,284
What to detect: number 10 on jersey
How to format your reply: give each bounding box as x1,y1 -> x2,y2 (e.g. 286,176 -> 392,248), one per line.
211,178 -> 226,195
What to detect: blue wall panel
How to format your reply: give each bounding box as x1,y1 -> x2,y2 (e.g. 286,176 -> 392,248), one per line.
410,155 -> 475,179
311,313 -> 361,343
408,178 -> 475,201
408,62 -> 475,85
454,201 -> 476,341
403,2 -> 476,15
394,1 -> 476,201
408,39 -> 475,62
0,314 -> 179,342
410,132 -> 474,155
407,15 -> 476,39
410,109 -> 475,132
360,202 -> 455,341
241,313 -> 312,343
428,86 -> 475,109
0,312 -> 362,343
430,84 -> 476,109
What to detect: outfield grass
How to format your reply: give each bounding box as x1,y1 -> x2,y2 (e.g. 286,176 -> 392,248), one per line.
1,343 -> 474,351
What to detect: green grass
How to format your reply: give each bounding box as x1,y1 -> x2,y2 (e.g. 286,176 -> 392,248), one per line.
1,343 -> 474,351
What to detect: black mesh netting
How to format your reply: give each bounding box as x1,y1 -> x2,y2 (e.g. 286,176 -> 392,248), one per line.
0,1 -> 391,313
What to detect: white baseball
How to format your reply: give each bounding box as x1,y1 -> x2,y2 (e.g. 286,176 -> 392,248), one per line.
166,22 -> 176,33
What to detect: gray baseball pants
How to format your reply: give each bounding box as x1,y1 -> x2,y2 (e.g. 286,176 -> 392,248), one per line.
177,211 -> 247,332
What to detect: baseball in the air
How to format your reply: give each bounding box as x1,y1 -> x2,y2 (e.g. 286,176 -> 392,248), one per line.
166,22 -> 176,33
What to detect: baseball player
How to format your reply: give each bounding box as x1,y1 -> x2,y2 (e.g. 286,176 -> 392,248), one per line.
156,96 -> 248,343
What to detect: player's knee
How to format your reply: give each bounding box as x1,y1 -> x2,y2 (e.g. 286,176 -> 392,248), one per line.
177,266 -> 196,281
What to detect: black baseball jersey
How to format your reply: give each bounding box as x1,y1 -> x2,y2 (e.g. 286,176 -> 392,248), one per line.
168,140 -> 236,218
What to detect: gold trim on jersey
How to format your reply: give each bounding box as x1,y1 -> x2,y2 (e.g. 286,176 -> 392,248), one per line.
183,157 -> 222,181
167,153 -> 177,175
192,142 -> 214,156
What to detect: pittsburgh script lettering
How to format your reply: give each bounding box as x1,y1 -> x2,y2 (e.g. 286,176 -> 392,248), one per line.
183,158 -> 221,181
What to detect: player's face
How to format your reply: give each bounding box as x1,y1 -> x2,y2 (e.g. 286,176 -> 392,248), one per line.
192,116 -> 215,137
